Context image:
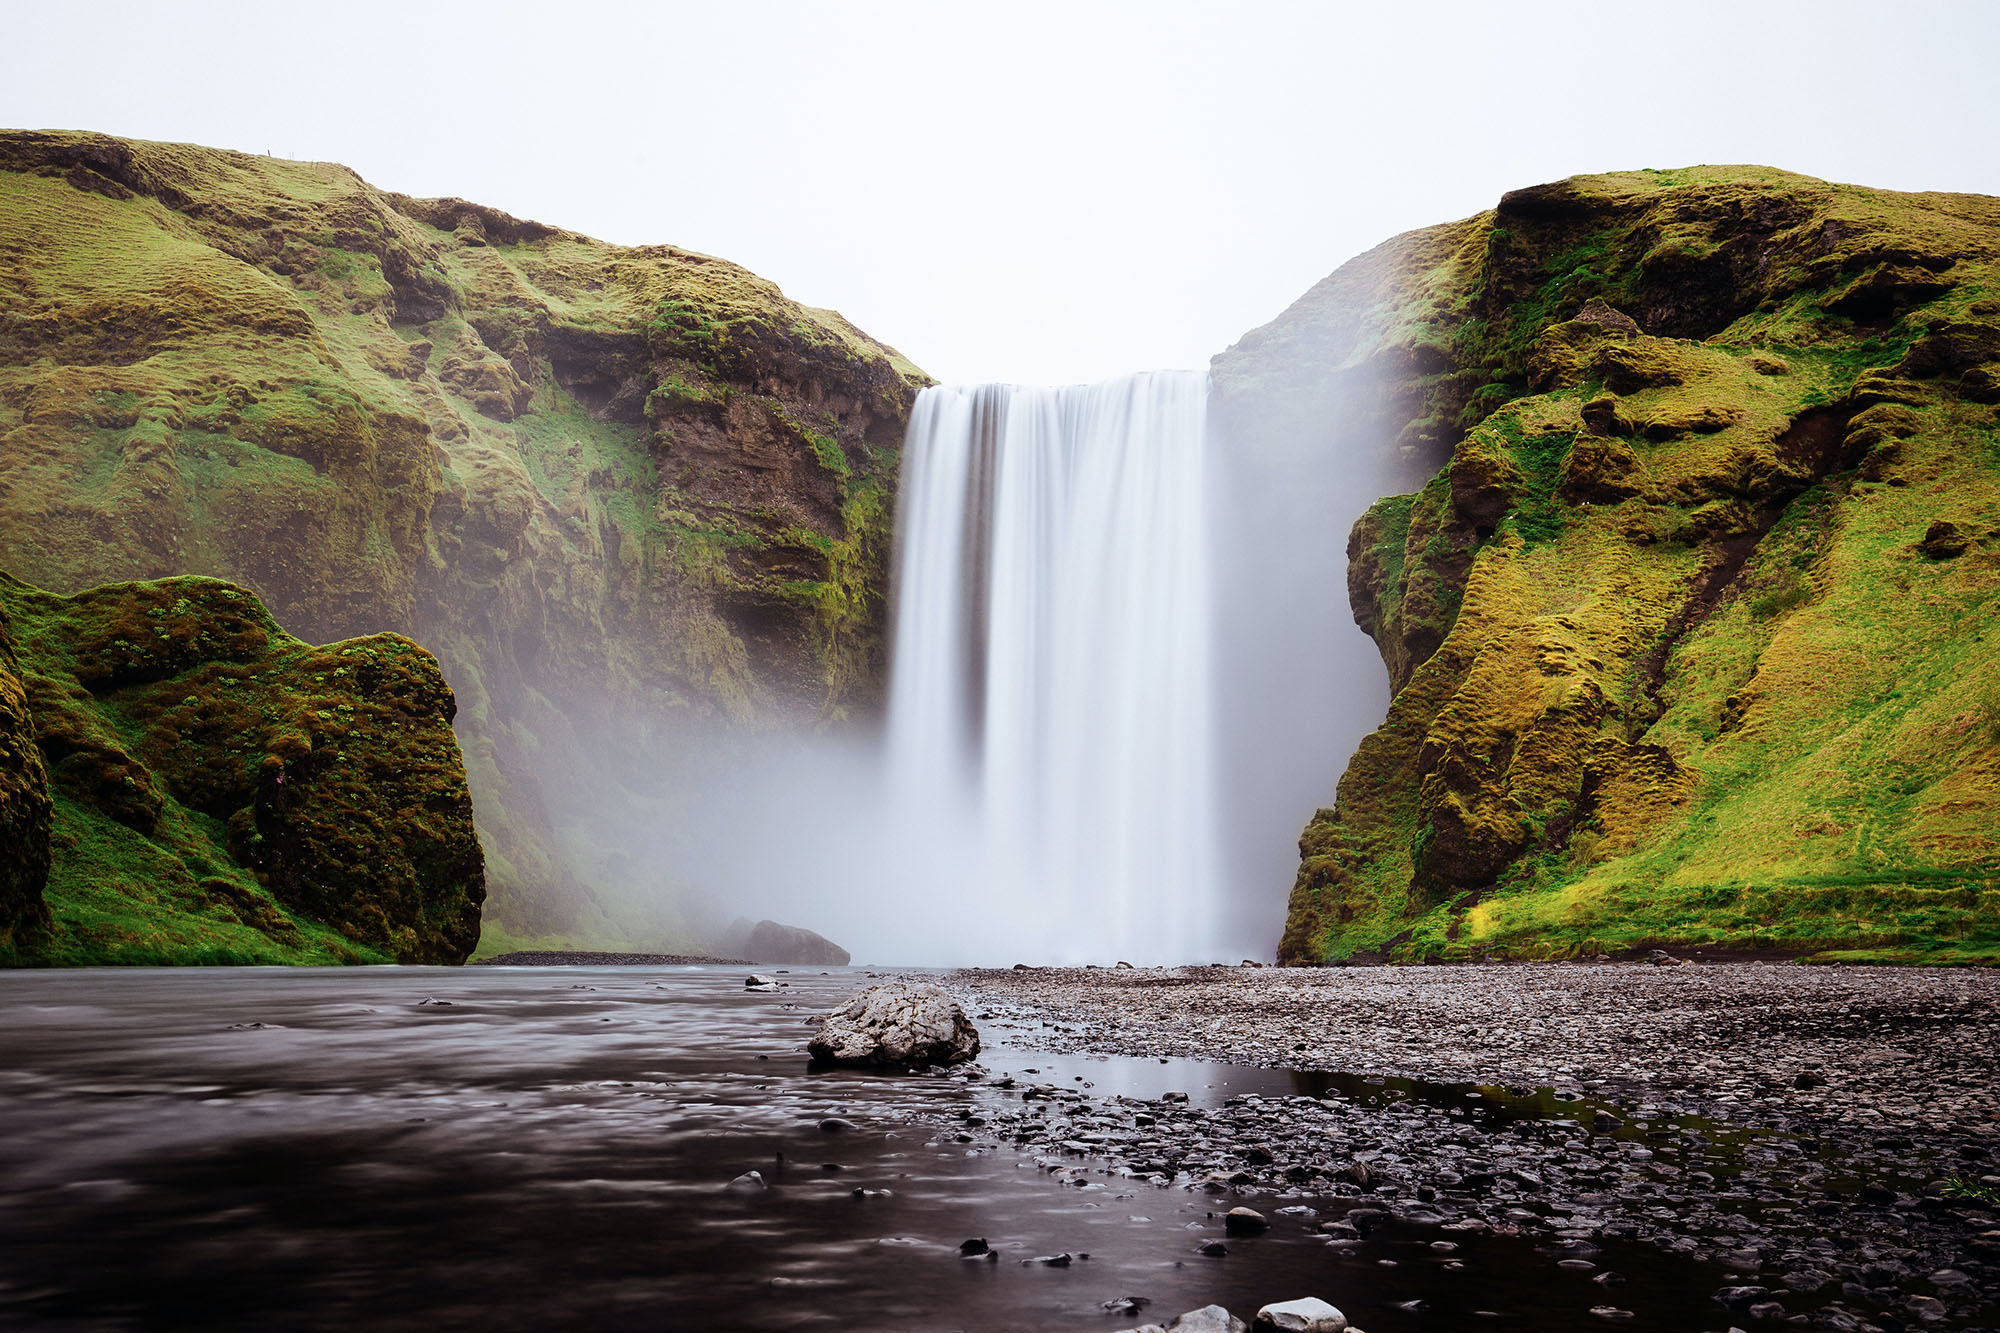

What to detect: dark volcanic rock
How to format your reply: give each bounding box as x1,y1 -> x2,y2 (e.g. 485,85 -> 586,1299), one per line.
913,962 -> 2000,1329
745,919 -> 851,966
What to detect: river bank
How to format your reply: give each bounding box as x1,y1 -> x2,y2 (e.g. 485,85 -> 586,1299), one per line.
927,963 -> 2000,1331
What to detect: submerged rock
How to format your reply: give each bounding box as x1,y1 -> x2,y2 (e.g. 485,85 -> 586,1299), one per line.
807,982 -> 980,1069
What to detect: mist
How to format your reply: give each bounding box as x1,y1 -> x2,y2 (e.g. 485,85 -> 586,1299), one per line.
511,333 -> 1423,968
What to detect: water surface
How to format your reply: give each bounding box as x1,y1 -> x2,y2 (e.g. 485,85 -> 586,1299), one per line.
0,967 -> 1736,1330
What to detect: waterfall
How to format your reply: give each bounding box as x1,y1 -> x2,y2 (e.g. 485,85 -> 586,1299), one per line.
884,371 -> 1218,965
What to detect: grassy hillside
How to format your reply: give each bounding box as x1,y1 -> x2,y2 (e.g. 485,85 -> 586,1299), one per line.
0,131 -> 927,949
1222,167 -> 2000,965
0,572 -> 484,965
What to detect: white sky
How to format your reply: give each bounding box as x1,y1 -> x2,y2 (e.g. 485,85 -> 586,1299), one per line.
8,0 -> 1999,385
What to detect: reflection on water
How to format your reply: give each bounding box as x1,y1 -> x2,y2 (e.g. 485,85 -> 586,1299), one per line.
0,968 -> 1734,1330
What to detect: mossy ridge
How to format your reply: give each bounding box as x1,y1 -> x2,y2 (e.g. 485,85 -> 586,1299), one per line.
1261,167 -> 2000,966
0,571 -> 484,966
0,130 -> 928,943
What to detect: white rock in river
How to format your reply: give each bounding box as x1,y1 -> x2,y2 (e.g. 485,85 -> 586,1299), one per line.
1254,1297 -> 1349,1332
1162,1307 -> 1248,1333
807,982 -> 980,1068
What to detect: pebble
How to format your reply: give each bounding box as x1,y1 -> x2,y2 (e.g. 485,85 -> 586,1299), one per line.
892,962 -> 2000,1330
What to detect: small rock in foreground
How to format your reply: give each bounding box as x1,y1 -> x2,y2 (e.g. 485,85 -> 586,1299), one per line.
1224,1206 -> 1269,1236
807,982 -> 980,1069
1254,1296 -> 1348,1332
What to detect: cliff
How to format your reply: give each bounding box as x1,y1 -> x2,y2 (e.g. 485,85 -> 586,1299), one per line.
0,131 -> 926,947
1220,167 -> 2000,966
0,572 -> 484,964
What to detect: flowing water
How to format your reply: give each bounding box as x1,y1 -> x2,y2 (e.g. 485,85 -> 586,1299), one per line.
0,967 -> 1742,1332
885,373 -> 1217,966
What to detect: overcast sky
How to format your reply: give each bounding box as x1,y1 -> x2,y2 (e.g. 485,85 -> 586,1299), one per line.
9,0 -> 1999,384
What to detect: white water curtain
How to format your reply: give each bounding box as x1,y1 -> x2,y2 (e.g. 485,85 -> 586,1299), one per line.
885,371 -> 1217,964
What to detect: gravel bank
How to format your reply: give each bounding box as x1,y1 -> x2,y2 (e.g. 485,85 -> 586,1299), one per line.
953,962 -> 1998,1137
918,963 -> 2000,1331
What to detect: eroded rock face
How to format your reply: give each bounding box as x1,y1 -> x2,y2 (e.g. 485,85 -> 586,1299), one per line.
1222,167 -> 2000,965
2,572 -> 485,964
744,919 -> 850,966
0,601 -> 52,948
0,131 -> 927,947
807,982 -> 980,1069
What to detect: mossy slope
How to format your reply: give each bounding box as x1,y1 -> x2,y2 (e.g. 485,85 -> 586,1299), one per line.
0,571 -> 485,965
1222,168 -> 2000,966
0,598 -> 52,945
0,131 -> 927,946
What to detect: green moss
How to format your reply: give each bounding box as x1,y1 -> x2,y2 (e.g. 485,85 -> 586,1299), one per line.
1274,167 -> 2000,966
1,572 -> 485,966
0,129 -> 931,950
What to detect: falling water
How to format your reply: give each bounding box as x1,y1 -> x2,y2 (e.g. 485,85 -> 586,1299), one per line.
885,371 -> 1217,965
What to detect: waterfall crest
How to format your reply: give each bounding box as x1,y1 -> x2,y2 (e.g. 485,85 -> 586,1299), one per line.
885,371 -> 1217,964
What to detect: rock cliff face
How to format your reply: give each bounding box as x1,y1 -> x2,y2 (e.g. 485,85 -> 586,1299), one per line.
1220,168 -> 2000,966
0,572 -> 484,964
0,132 -> 926,946
0,597 -> 53,947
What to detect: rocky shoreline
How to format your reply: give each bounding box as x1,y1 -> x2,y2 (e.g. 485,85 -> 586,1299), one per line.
914,963 -> 1999,1332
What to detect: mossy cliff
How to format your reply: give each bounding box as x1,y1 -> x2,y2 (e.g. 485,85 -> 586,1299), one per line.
0,572 -> 484,964
1218,167 -> 2000,966
0,131 -> 926,946
0,596 -> 53,947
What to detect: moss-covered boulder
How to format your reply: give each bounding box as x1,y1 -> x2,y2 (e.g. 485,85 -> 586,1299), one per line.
0,572 -> 485,965
0,131 -> 927,948
1220,167 -> 2000,966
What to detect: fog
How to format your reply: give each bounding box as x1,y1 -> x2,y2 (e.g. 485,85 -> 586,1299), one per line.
531,345 -> 1420,967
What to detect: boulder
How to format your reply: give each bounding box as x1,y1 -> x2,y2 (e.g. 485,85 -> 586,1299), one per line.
745,918 -> 851,966
1165,1308 -> 1248,1333
807,982 -> 980,1069
1254,1298 -> 1348,1332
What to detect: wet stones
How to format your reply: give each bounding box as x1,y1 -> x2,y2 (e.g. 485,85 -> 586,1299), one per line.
921,964 -> 2000,1327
